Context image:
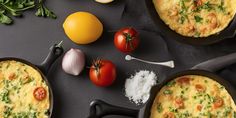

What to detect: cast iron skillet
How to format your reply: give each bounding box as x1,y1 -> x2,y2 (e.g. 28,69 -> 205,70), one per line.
0,42 -> 64,118
145,0 -> 236,45
88,52 -> 236,118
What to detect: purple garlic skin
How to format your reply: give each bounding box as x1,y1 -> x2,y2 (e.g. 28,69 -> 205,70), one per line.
62,48 -> 85,76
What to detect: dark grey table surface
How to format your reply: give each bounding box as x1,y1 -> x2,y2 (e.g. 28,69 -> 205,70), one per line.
1,0 -> 236,118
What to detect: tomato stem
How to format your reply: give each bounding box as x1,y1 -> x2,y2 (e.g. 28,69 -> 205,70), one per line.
123,33 -> 134,50
92,59 -> 103,78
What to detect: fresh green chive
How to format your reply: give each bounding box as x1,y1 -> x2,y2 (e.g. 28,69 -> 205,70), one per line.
163,90 -> 173,95
194,15 -> 203,23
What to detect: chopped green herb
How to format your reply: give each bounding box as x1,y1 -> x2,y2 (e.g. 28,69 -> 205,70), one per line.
220,86 -> 225,90
199,99 -> 203,104
206,111 -> 212,118
163,90 -> 173,95
180,0 -> 187,11
176,111 -> 191,117
179,16 -> 186,24
157,103 -> 163,113
194,15 -> 203,23
194,32 -> 201,37
198,93 -> 203,97
44,109 -> 50,116
3,106 -> 12,118
185,87 -> 189,91
169,107 -> 178,113
218,0 -> 226,12
1,89 -> 11,104
12,111 -> 39,118
223,107 -> 232,117
206,105 -> 211,109
20,76 -> 33,85
23,68 -> 27,73
206,94 -> 214,103
192,1 -> 215,13
3,79 -> 10,88
166,81 -> 176,87
202,2 -> 213,11
6,63 -> 10,69
28,104 -> 33,111
178,0 -> 189,24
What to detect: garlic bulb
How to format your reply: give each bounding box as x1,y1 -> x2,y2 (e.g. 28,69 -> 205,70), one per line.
62,48 -> 85,76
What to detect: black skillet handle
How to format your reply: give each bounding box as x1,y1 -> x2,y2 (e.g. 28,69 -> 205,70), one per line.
88,100 -> 139,118
38,41 -> 64,75
191,52 -> 236,72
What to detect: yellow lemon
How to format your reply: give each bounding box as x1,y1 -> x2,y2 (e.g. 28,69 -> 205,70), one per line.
63,12 -> 103,44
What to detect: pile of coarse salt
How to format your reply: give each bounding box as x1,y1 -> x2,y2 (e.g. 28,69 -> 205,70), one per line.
125,70 -> 157,105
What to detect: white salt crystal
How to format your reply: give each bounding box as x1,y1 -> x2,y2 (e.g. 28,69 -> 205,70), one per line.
125,70 -> 157,105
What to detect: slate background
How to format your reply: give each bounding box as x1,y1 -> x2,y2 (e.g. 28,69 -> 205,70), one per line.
0,0 -> 236,118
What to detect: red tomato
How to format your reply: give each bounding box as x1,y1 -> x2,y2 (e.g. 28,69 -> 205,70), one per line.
114,27 -> 140,53
213,96 -> 224,109
8,73 -> 16,80
176,77 -> 190,85
89,60 -> 116,87
175,97 -> 184,109
163,112 -> 175,118
33,87 -> 47,101
196,105 -> 202,111
194,0 -> 202,7
195,84 -> 206,92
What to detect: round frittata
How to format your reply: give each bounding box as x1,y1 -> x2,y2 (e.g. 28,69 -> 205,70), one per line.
150,75 -> 236,118
153,0 -> 236,37
0,60 -> 50,118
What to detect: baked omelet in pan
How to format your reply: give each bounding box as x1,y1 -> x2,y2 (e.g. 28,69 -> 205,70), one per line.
150,75 -> 236,118
0,60 -> 50,118
153,0 -> 236,37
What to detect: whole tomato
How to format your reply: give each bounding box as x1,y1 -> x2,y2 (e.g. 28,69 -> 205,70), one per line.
114,27 -> 140,53
89,60 -> 116,87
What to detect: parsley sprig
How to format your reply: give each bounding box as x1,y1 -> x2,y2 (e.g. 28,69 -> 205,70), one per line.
35,0 -> 56,19
0,0 -> 56,25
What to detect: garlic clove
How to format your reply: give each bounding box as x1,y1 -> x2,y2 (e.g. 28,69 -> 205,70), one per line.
62,48 -> 85,76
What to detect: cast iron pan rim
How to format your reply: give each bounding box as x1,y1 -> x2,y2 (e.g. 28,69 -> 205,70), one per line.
0,57 -> 54,118
145,0 -> 236,46
143,69 -> 236,118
